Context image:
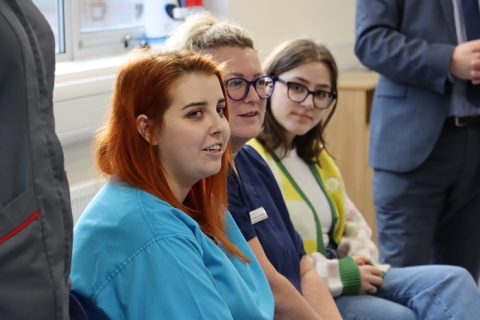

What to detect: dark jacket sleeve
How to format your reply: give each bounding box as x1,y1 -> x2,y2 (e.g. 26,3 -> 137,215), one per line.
0,1 -> 72,319
354,0 -> 454,94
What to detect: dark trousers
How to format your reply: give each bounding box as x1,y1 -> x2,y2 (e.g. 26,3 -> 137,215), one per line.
374,121 -> 480,280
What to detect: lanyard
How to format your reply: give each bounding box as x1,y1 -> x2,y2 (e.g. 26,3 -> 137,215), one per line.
269,151 -> 337,254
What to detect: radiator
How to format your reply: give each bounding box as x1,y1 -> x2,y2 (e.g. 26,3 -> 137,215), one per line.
69,179 -> 103,224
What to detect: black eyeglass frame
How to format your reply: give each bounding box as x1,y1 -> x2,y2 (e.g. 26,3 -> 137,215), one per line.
276,78 -> 337,110
224,76 -> 276,101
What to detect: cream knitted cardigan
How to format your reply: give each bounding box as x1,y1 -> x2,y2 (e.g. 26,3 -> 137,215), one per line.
248,139 -> 390,296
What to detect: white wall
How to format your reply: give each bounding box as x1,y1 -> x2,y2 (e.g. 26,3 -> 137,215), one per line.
59,0 -> 361,186
206,0 -> 360,69
55,57 -> 120,185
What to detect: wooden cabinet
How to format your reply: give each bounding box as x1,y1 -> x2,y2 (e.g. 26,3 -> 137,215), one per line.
324,71 -> 379,244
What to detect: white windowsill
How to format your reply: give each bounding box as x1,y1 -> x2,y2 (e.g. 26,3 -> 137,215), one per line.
55,54 -> 126,83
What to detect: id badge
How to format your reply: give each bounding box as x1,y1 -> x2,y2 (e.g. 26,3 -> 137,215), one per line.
249,207 -> 268,224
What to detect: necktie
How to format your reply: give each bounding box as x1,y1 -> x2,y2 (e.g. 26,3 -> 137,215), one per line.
462,0 -> 480,105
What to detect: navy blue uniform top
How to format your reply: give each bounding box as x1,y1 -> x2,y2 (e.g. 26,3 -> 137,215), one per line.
227,145 -> 306,292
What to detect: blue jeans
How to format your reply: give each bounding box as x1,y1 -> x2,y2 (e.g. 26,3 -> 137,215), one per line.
335,265 -> 480,320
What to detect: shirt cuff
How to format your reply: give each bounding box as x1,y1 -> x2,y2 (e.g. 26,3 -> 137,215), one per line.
339,256 -> 362,295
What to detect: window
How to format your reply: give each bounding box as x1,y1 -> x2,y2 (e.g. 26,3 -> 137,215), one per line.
32,0 -> 66,54
80,0 -> 144,33
33,0 -> 223,63
75,0 -> 146,59
33,0 -> 148,61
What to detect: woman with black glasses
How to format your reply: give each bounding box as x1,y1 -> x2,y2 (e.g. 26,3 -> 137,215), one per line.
250,38 -> 480,320
167,12 -> 341,320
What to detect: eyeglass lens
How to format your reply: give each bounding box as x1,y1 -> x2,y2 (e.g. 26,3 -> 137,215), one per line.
226,76 -> 274,101
286,82 -> 333,109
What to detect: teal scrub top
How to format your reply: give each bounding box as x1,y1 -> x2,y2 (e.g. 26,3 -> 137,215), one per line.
71,180 -> 274,319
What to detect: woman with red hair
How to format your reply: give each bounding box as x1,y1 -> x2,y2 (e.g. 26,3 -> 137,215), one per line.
70,49 -> 274,319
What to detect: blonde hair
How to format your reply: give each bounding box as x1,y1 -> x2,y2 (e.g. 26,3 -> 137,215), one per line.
166,11 -> 255,52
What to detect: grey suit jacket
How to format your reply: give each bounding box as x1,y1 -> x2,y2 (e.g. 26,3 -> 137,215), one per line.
0,0 -> 72,319
355,0 -> 458,172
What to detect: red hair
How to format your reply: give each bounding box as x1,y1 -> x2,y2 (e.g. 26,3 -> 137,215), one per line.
94,48 -> 248,261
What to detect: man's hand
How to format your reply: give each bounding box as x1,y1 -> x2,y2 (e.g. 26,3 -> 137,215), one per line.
472,46 -> 480,84
450,39 -> 480,81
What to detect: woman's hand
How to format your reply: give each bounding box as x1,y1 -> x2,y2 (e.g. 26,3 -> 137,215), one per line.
352,255 -> 371,266
358,264 -> 383,295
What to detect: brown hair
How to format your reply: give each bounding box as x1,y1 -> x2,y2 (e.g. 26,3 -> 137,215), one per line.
258,39 -> 338,164
94,48 -> 248,261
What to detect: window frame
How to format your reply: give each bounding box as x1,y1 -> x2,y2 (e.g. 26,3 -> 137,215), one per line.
55,0 -> 72,62
71,0 -> 145,60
